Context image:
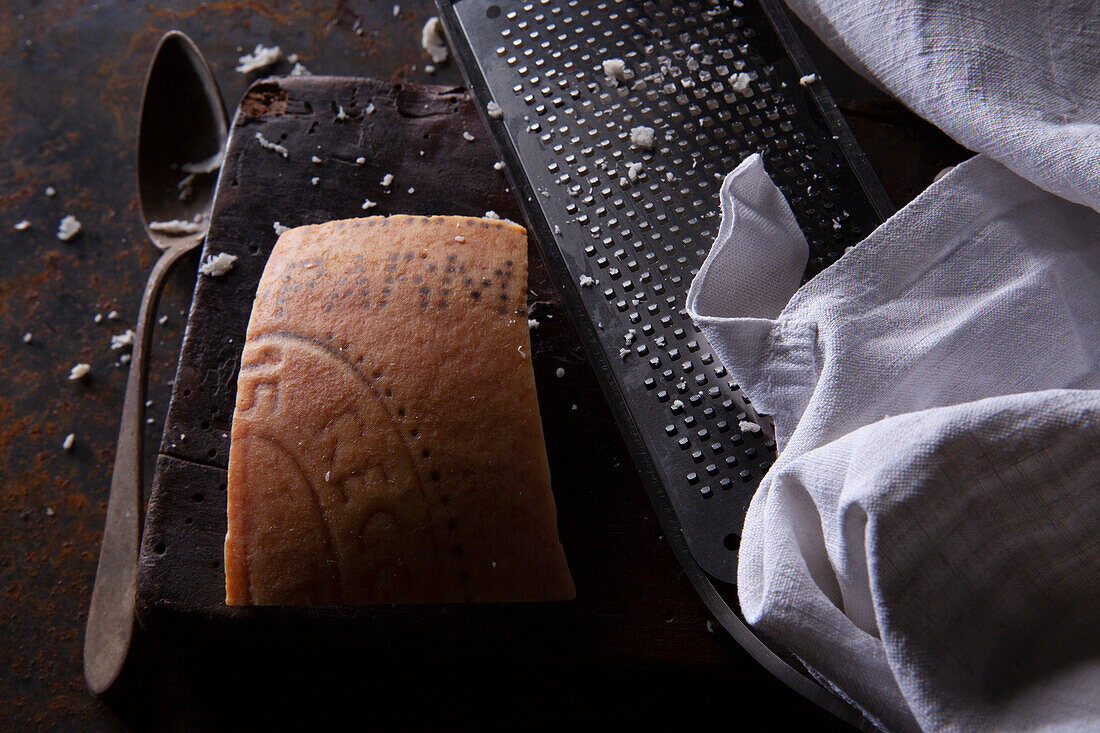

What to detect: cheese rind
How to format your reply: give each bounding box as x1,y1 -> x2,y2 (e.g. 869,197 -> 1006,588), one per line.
225,215 -> 574,605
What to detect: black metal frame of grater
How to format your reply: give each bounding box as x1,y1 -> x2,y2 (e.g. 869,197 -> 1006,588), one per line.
437,0 -> 893,726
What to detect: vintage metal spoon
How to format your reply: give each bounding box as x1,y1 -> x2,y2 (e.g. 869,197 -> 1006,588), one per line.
84,30 -> 227,697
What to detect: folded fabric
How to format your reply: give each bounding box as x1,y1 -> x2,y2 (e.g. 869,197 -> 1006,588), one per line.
780,0 -> 1100,213
687,153 -> 1100,731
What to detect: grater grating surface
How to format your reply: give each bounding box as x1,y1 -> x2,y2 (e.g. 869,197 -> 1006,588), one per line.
440,1 -> 890,722
441,0 -> 891,582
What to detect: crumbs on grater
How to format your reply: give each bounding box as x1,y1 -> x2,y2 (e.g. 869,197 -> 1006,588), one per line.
629,125 -> 656,149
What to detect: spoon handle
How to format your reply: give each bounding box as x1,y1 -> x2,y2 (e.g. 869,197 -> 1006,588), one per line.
83,239 -> 200,696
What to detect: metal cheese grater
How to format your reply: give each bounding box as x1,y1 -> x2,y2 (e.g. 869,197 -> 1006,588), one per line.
438,0 -> 892,723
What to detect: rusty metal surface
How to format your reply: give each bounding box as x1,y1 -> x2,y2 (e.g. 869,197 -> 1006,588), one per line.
0,1 -> 970,730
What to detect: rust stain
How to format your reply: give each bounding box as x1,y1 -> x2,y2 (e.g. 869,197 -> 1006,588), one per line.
238,83 -> 290,120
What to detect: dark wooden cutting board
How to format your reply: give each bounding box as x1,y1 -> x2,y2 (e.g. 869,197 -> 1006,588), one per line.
135,76 -> 730,668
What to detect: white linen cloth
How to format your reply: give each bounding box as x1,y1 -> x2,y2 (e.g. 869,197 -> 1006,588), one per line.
780,0 -> 1100,213
687,152 -> 1100,730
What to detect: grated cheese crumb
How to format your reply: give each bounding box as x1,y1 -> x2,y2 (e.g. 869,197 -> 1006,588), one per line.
45,186 -> 57,197
45,507 -> 56,516
361,198 -> 377,210
626,161 -> 643,182
311,155 -> 322,164
528,318 -> 540,329
289,62 -> 311,77
799,73 -> 818,87
311,177 -> 320,186
602,58 -> 629,83
493,161 -> 505,171
148,219 -> 204,235
462,131 -> 476,142
578,274 -> 597,287
630,125 -> 656,149
484,210 -> 500,219
158,315 -> 168,325
555,367 -> 565,378
255,132 -> 289,158
454,235 -> 466,243
619,347 -> 630,359
731,72 -> 751,94
22,332 -> 33,343
181,151 -> 223,174
14,219 -> 31,231
424,65 -> 436,74
62,433 -> 75,451
335,105 -> 349,122
486,101 -> 503,119
393,4 -> 400,17
273,222 -> 290,236
671,399 -> 684,410
110,329 -> 135,351
57,215 -> 82,242
625,329 -> 636,345
356,157 -> 367,165
381,173 -> 394,187
108,310 -> 119,320
421,16 -> 449,64
407,187 -> 415,194
198,252 -> 238,277
739,420 -> 762,433
69,363 -> 91,380
365,102 -> 375,115
235,44 -> 282,74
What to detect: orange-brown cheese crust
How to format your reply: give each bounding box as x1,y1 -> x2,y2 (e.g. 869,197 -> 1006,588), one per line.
224,215 -> 575,604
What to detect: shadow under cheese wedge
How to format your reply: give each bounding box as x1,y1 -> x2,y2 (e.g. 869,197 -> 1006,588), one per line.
224,215 -> 575,605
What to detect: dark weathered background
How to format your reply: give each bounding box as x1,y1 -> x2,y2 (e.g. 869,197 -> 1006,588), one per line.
0,1 -> 968,729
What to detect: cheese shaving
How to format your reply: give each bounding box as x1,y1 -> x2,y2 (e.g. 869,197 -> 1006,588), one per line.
148,219 -> 204,235
235,44 -> 282,74
254,133 -> 289,158
421,17 -> 449,64
110,329 -> 135,351
198,252 -> 238,277
181,151 -> 223,174
57,215 -> 81,242
630,125 -> 656,149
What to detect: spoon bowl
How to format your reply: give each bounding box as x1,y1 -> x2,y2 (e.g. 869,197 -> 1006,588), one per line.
138,31 -> 228,251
